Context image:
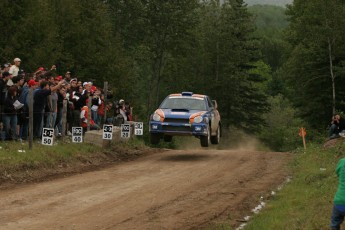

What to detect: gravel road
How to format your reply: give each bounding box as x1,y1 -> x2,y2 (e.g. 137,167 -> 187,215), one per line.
0,149 -> 293,230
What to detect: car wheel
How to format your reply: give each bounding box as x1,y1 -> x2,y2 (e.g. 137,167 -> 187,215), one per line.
200,125 -> 210,147
211,125 -> 220,144
150,133 -> 160,145
163,135 -> 172,142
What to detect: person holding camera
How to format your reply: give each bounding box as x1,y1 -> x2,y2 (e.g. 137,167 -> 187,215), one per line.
329,114 -> 345,139
33,80 -> 64,138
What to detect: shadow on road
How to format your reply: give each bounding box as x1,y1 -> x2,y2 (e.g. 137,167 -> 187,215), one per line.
159,154 -> 211,162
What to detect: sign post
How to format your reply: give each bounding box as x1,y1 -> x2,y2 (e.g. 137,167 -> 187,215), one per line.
121,124 -> 130,139
103,124 -> 113,140
72,127 -> 83,143
42,128 -> 54,146
299,127 -> 307,150
134,122 -> 143,136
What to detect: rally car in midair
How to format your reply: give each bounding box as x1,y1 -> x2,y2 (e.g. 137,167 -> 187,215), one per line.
149,92 -> 221,147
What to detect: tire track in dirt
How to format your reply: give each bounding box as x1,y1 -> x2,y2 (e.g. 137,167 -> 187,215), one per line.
0,150 -> 293,230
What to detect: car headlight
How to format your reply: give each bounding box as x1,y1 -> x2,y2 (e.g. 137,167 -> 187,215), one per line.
194,116 -> 203,123
152,113 -> 162,121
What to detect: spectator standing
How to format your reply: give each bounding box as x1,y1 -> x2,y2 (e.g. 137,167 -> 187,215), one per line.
71,85 -> 87,127
0,72 -> 12,123
330,158 -> 345,229
18,80 -> 37,140
1,63 -> 10,74
9,58 -> 21,77
46,84 -> 58,128
54,87 -> 66,136
105,101 -> 114,124
3,86 -> 20,140
97,94 -> 106,126
33,80 -> 63,138
64,71 -> 72,83
91,88 -> 101,125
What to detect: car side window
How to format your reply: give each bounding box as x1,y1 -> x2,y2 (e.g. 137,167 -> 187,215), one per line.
207,97 -> 213,109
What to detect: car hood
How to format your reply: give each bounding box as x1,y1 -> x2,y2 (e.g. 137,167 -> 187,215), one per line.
158,109 -> 207,119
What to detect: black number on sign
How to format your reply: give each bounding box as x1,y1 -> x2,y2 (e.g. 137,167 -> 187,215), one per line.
103,126 -> 112,132
122,133 -> 129,138
73,137 -> 82,142
104,133 -> 112,139
43,138 -> 52,145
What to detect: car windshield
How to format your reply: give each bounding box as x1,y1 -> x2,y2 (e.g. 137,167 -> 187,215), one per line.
160,97 -> 207,110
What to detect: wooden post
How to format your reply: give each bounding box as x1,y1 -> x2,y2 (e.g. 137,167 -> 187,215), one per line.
302,134 -> 306,150
62,99 -> 67,138
103,82 -> 108,125
28,88 -> 33,150
87,95 -> 92,131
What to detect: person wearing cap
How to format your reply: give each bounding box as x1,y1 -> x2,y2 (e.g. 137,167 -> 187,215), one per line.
9,58 -> 21,77
82,82 -> 91,95
18,79 -> 38,140
34,67 -> 45,78
69,78 -> 78,92
55,75 -> 63,82
1,63 -> 10,74
65,71 -> 71,82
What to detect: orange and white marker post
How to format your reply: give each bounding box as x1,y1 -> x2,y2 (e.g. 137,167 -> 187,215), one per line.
298,127 -> 307,150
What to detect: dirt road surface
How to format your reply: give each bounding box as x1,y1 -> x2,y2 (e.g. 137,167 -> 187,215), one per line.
0,149 -> 293,230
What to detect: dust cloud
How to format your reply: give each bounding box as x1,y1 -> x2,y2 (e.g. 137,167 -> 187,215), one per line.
174,127 -> 270,151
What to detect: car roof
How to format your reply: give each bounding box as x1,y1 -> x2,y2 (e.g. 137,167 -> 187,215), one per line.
169,92 -> 206,99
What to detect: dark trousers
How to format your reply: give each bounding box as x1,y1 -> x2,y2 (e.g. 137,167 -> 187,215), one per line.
33,112 -> 44,138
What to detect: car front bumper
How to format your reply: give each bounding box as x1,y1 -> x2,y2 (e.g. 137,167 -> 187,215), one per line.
149,121 -> 209,136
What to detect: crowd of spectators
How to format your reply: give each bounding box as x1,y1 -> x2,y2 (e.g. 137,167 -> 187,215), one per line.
0,57 -> 132,141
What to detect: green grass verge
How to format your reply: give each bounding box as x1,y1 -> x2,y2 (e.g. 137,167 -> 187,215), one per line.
0,137 -> 149,172
0,140 -> 101,171
233,142 -> 343,229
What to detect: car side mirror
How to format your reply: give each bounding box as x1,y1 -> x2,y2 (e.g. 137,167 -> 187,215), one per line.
212,100 -> 218,109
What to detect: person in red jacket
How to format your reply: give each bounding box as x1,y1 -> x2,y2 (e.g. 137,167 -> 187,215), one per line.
80,105 -> 100,133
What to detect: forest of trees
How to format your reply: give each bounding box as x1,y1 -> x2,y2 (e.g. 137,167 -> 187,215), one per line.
1,0 -> 344,151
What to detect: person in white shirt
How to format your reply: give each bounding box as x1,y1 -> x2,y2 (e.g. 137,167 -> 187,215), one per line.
9,58 -> 21,77
8,58 -> 21,87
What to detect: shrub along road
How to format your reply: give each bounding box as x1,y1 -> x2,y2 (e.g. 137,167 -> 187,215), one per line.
0,149 -> 293,229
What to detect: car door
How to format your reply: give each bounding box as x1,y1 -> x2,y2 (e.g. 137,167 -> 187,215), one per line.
207,97 -> 220,135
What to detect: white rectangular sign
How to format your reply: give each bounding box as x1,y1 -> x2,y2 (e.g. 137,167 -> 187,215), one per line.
134,122 -> 143,135
103,125 -> 113,140
121,124 -> 130,138
72,127 -> 83,143
42,128 -> 54,146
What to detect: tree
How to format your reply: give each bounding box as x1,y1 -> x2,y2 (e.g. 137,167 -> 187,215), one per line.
208,0 -> 269,131
284,0 -> 345,129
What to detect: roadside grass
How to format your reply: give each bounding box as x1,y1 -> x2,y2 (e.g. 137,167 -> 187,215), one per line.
0,140 -> 101,171
235,141 -> 343,229
0,137 -> 148,173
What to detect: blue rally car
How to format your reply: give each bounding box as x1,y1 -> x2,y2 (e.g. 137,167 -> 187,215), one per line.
149,92 -> 221,147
